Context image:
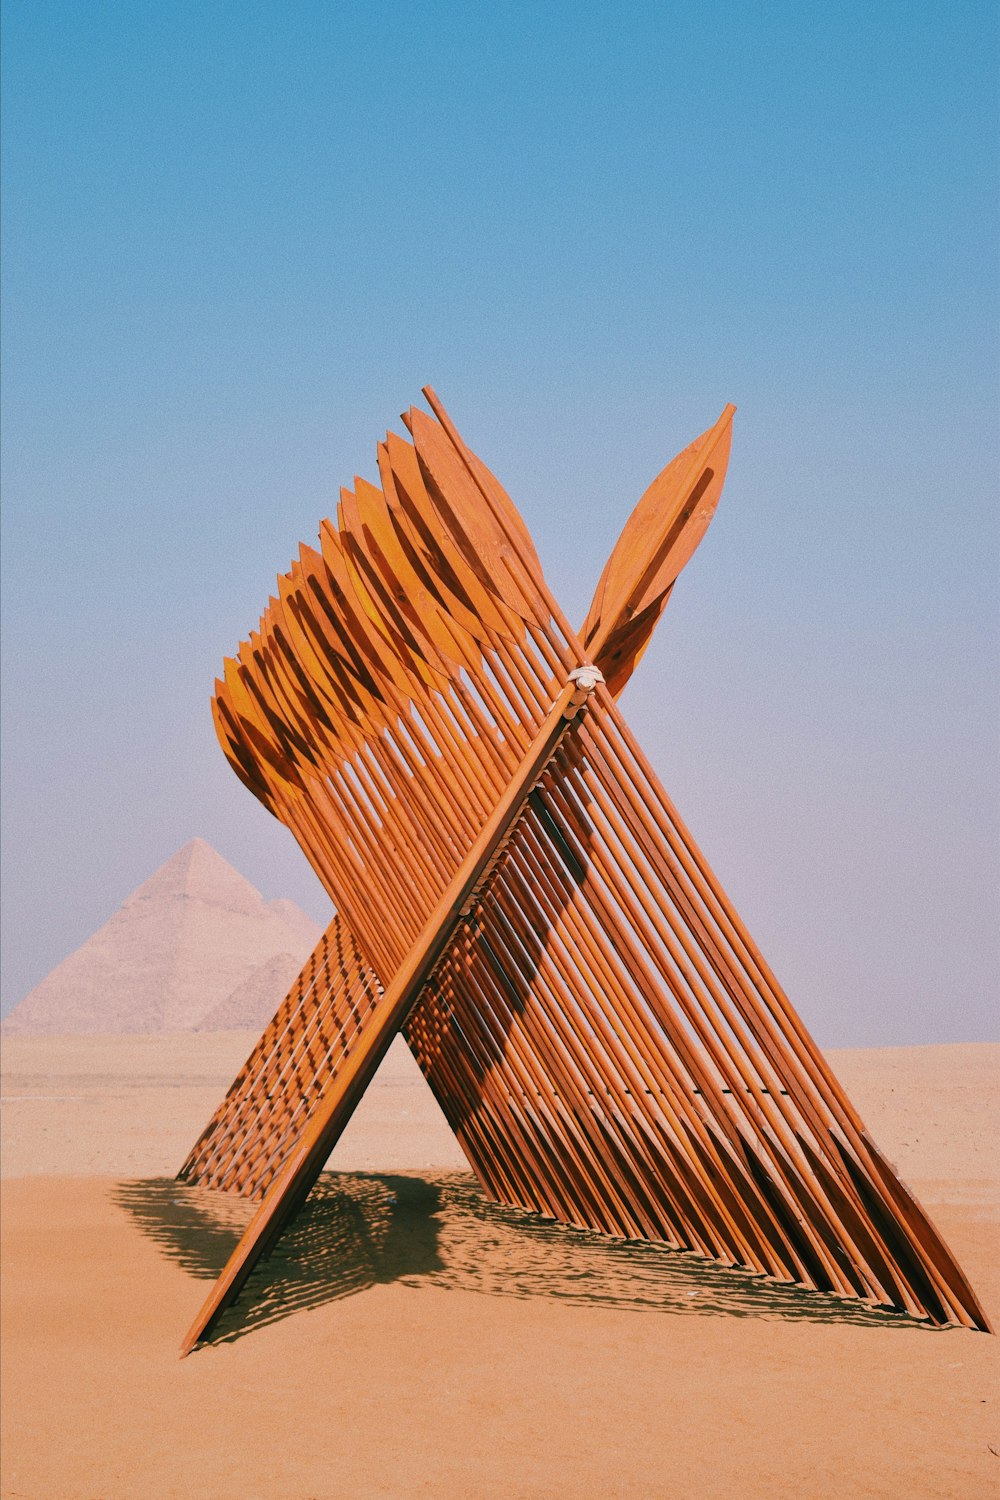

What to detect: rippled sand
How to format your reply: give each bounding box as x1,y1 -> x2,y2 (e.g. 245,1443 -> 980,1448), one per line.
2,1034 -> 998,1498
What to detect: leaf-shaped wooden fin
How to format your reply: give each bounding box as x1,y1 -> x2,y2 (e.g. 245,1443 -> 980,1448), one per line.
407,404 -> 550,630
421,386 -> 549,609
382,430 -> 519,645
582,405 -> 735,693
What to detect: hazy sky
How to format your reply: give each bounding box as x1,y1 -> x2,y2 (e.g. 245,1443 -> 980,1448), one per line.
2,1 -> 997,1045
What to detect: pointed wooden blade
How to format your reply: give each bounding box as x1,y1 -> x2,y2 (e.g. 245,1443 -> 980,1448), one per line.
582,405 -> 735,688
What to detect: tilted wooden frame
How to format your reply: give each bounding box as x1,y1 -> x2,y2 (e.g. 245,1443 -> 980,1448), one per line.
178,389 -> 991,1352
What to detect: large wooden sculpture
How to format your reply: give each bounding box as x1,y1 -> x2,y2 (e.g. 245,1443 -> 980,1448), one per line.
179,390 -> 990,1352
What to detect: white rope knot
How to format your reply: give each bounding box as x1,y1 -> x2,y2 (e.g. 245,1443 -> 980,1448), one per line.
564,664 -> 605,719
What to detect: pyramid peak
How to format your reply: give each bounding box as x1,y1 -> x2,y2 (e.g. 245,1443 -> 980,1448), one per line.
123,839 -> 266,917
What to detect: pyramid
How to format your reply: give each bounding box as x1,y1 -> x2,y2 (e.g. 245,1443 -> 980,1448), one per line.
2,839 -> 324,1034
195,951 -> 305,1030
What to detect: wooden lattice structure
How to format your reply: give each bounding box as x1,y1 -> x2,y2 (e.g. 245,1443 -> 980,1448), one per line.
178,390 -> 990,1351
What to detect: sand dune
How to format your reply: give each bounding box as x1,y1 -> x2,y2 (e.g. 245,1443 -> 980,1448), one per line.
2,1034 -> 998,1498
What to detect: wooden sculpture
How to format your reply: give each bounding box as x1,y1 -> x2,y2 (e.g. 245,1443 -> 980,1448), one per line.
178,390 -> 990,1352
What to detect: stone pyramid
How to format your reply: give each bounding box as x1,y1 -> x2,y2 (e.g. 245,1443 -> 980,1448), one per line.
195,950 -> 305,1030
3,839 -> 324,1033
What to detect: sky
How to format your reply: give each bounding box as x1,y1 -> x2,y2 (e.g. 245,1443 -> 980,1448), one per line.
1,0 -> 997,1046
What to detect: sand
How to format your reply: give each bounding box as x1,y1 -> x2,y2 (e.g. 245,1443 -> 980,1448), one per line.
2,1034 -> 998,1498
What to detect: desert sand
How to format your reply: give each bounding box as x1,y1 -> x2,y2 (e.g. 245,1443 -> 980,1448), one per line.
2,1033 -> 998,1499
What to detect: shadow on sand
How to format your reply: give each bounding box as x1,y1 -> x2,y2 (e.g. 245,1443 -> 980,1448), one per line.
113,1171 -> 930,1348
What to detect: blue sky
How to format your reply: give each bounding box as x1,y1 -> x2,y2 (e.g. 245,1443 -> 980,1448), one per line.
2,0 -> 997,1043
